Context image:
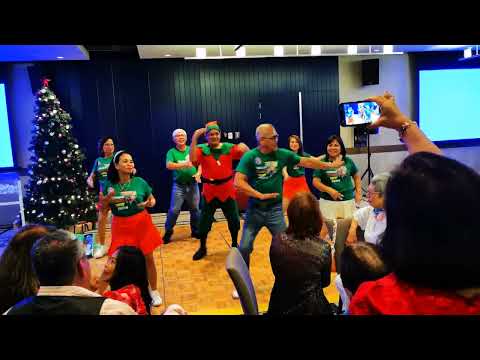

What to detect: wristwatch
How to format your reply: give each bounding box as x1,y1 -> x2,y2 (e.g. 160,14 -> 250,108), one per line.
398,120 -> 417,142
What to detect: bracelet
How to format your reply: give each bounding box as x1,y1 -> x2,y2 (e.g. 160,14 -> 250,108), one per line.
398,120 -> 416,141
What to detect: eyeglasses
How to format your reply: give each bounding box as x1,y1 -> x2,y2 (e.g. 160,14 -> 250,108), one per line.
367,191 -> 381,197
261,134 -> 279,141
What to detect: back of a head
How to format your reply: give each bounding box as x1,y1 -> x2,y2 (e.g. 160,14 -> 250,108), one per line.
109,246 -> 151,313
286,192 -> 322,239
341,242 -> 389,295
0,225 -> 51,312
31,230 -> 83,287
382,152 -> 480,290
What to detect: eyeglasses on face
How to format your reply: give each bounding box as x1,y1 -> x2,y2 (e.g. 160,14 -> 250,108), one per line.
261,134 -> 279,141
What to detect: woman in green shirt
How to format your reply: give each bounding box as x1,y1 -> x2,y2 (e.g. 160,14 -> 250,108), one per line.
102,150 -> 163,307
312,135 -> 362,220
87,136 -> 115,259
282,135 -> 311,211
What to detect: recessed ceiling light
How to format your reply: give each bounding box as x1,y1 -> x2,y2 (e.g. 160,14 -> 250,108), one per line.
311,45 -> 321,56
274,46 -> 284,57
347,45 -> 357,55
383,45 -> 394,54
165,54 -> 171,57
464,47 -> 472,58
196,48 -> 207,58
57,56 -> 64,59
235,47 -> 246,57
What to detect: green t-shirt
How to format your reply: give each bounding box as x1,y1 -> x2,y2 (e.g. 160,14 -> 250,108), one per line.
236,148 -> 301,206
166,146 -> 197,184
91,156 -> 113,190
286,152 -> 311,177
103,176 -> 153,217
312,156 -> 358,201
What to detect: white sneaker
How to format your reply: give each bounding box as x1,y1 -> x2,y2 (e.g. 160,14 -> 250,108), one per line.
93,245 -> 106,259
149,289 -> 163,306
232,289 -> 239,299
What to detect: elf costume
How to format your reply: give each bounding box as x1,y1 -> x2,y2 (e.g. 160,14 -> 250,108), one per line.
192,121 -> 245,260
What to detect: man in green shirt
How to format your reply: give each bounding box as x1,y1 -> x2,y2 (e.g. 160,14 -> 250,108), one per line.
164,129 -> 201,244
234,124 -> 344,269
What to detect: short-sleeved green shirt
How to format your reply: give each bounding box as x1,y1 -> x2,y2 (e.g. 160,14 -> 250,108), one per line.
91,156 -> 113,191
103,176 -> 153,217
236,148 -> 301,206
313,156 -> 358,201
286,152 -> 311,177
166,146 -> 197,184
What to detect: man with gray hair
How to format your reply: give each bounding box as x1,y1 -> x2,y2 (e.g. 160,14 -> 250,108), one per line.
346,172 -> 391,246
4,230 -> 137,315
163,128 -> 202,244
234,124 -> 344,279
336,172 -> 390,313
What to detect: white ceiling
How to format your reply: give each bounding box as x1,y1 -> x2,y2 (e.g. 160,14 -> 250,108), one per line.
137,45 -> 471,59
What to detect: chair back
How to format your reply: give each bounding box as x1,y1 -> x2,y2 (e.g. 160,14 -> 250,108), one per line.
225,247 -> 259,315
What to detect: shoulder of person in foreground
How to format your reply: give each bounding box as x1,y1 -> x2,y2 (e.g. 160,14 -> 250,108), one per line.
101,298 -> 138,315
349,273 -> 395,315
163,304 -> 187,315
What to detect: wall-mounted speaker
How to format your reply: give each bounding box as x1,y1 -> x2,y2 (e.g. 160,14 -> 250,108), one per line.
362,59 -> 379,86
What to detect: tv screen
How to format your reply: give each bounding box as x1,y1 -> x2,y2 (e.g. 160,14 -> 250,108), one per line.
419,68 -> 480,142
0,83 -> 14,168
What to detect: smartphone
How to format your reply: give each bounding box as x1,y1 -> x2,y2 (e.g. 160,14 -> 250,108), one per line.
84,232 -> 95,257
339,100 -> 381,127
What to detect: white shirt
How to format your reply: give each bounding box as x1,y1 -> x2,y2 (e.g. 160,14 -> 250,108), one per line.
353,206 -> 386,245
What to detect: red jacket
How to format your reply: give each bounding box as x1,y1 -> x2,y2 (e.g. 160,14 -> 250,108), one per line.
350,273 -> 480,315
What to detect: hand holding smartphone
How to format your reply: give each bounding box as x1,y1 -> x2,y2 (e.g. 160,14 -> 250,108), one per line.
339,100 -> 381,127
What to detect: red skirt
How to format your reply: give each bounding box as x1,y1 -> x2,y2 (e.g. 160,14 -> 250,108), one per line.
109,210 -> 163,256
283,175 -> 310,201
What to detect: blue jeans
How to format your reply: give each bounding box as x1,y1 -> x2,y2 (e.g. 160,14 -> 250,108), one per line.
239,203 -> 286,267
165,182 -> 200,234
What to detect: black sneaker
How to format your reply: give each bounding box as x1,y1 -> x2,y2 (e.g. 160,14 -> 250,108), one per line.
163,230 -> 173,244
231,241 -> 238,248
191,231 -> 200,239
192,247 -> 207,261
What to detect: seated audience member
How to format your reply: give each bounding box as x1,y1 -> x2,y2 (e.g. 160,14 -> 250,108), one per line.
268,192 -> 333,315
338,242 -> 389,314
96,246 -> 152,315
4,230 -> 137,315
95,246 -> 187,315
349,92 -> 480,315
0,225 -> 52,314
346,172 -> 390,246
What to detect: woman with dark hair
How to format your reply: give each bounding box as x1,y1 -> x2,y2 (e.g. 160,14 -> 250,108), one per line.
313,135 -> 361,220
268,192 -> 333,315
0,225 -> 51,314
338,242 -> 389,314
102,150 -> 163,307
87,136 -> 116,192
282,135 -> 311,212
350,92 -> 480,315
87,136 -> 115,259
96,246 -> 152,315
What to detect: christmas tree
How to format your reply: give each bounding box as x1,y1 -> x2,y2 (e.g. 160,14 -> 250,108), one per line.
24,78 -> 97,229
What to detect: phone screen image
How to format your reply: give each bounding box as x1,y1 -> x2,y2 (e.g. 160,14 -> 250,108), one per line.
341,101 -> 380,126
84,234 -> 94,257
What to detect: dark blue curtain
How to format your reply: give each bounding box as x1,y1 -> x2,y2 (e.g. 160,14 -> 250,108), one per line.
26,57 -> 339,212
